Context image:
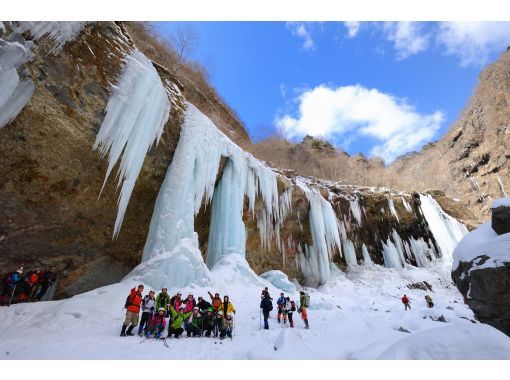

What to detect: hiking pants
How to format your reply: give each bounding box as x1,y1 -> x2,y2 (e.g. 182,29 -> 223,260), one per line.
147,323 -> 165,337
277,308 -> 287,322
263,310 -> 270,329
300,307 -> 308,320
288,312 -> 294,327
138,311 -> 153,334
186,324 -> 201,337
404,303 -> 411,311
220,327 -> 232,339
123,311 -> 139,327
168,327 -> 184,338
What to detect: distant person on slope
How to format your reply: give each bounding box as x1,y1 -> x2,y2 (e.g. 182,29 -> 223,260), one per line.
260,292 -> 273,330
285,296 -> 296,328
167,304 -> 192,338
402,294 -> 411,311
276,292 -> 287,324
138,290 -> 156,336
121,284 -> 144,337
299,291 -> 310,329
146,307 -> 167,339
26,268 -> 41,301
425,295 -> 434,308
2,267 -> 23,299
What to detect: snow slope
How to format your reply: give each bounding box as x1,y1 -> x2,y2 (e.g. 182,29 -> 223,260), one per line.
1,257 -> 509,359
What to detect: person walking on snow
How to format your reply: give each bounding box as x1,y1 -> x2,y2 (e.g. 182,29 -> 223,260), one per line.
299,291 -> 309,329
285,296 -> 296,328
402,294 -> 411,311
277,292 -> 287,324
138,290 -> 156,336
425,295 -> 434,308
121,284 -> 144,337
260,292 -> 273,330
146,307 -> 167,338
167,304 -> 192,338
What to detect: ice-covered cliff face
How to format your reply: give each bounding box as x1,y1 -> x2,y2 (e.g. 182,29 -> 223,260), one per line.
131,99 -> 469,289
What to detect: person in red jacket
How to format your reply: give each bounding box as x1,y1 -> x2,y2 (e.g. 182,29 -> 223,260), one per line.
120,284 -> 144,337
402,294 -> 411,311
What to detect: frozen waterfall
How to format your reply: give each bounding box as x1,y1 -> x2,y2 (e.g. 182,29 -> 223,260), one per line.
15,22 -> 87,53
419,194 -> 468,265
93,49 -> 170,238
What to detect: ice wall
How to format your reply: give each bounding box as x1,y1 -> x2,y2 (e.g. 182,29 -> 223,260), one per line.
93,49 -> 170,238
419,194 -> 468,265
140,102 -> 279,287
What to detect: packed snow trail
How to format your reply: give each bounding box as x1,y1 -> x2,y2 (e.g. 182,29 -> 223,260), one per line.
1,258 -> 510,359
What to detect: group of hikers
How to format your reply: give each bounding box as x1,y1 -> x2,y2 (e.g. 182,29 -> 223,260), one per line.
401,294 -> 434,310
1,266 -> 57,306
260,287 -> 310,330
121,285 -> 236,340
120,285 -> 312,341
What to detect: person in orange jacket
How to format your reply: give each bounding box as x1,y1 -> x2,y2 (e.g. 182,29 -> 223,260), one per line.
120,284 -> 144,337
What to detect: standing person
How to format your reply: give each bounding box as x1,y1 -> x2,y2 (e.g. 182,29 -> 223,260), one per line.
182,293 -> 196,329
220,313 -> 234,340
186,307 -> 202,337
196,296 -> 212,313
425,295 -> 434,308
167,304 -> 192,338
156,288 -> 170,311
145,308 -> 167,339
402,294 -> 411,311
220,295 -> 236,318
285,297 -> 296,328
208,291 -> 222,312
35,268 -> 57,301
120,284 -> 144,337
213,311 -> 224,338
260,292 -> 273,330
2,267 -> 23,298
26,268 -> 41,301
299,291 -> 309,329
138,290 -> 156,336
276,292 -> 287,324
170,292 -> 183,311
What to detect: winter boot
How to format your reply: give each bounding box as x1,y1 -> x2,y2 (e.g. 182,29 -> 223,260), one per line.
120,324 -> 127,337
290,321 -> 294,328
304,319 -> 309,329
126,324 -> 135,336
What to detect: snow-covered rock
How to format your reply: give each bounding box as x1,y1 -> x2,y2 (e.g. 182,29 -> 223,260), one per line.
260,270 -> 296,293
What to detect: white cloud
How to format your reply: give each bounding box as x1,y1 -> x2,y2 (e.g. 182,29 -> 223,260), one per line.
382,22 -> 429,60
437,22 -> 510,67
275,84 -> 444,163
344,21 -> 361,38
286,22 -> 315,51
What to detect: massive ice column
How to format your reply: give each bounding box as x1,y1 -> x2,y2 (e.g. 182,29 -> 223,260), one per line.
93,49 -> 171,238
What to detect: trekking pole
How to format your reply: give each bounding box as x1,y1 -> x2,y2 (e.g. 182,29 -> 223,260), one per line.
7,284 -> 17,307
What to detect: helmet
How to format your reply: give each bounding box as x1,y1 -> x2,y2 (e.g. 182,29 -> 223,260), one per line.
193,306 -> 199,311
158,307 -> 165,312
179,305 -> 186,310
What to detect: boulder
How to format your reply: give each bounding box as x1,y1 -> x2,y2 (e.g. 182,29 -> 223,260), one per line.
491,206 -> 510,235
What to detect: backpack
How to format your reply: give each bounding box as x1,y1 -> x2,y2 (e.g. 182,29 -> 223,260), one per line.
3,272 -> 15,285
290,300 -> 296,312
304,293 -> 310,308
124,294 -> 132,309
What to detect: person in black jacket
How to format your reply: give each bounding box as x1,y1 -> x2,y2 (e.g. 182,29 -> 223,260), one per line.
260,292 -> 273,330
196,296 -> 212,312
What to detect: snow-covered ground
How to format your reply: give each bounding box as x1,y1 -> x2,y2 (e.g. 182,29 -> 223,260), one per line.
1,256 -> 509,359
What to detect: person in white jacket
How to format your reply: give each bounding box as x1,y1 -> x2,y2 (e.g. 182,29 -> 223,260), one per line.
285,297 -> 296,328
138,290 -> 156,336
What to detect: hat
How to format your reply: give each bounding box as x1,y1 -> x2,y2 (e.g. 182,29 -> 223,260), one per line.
193,306 -> 199,311
179,304 -> 186,310
16,267 -> 24,274
158,307 -> 165,312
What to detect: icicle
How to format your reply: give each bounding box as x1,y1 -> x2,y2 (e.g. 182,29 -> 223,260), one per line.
381,238 -> 404,269
419,194 -> 468,265
388,198 -> 400,222
342,239 -> 357,267
349,199 -> 362,225
0,39 -> 35,130
93,49 -> 171,238
15,22 -> 87,53
362,244 -> 373,266
401,196 -> 413,213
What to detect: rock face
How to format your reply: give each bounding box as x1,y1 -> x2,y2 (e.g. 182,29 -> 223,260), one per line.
453,257 -> 510,336
491,206 -> 510,235
0,22 -> 247,298
387,50 -> 510,224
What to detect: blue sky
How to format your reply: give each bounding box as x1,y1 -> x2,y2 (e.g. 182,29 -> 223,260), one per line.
154,22 -> 510,162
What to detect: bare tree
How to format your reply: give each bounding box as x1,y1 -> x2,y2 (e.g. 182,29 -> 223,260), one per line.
171,25 -> 199,74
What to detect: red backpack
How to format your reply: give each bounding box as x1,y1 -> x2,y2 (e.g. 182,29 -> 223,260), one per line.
402,296 -> 409,304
